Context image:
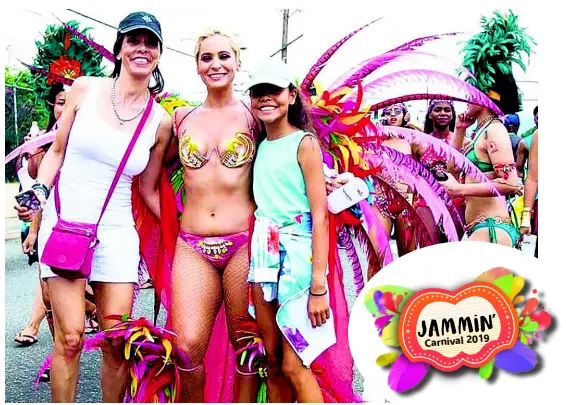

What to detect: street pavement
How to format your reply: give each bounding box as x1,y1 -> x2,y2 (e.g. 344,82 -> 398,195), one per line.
4,238 -> 370,402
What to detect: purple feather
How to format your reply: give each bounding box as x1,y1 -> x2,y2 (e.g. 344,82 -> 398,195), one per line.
371,126 -> 499,196
388,352 -> 430,392
358,200 -> 394,267
385,32 -> 462,53
5,129 -> 56,164
300,18 -> 382,98
367,148 -> 461,241
62,22 -> 115,62
330,50 -> 471,92
372,176 -> 441,245
383,146 -> 464,238
34,354 -> 53,390
359,69 -> 503,116
494,340 -> 537,373
338,226 -> 365,296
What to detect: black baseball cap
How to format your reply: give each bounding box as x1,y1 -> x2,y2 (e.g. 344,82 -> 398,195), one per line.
118,12 -> 163,44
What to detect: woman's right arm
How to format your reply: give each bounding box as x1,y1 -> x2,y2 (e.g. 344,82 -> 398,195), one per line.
451,113 -> 476,150
35,76 -> 88,189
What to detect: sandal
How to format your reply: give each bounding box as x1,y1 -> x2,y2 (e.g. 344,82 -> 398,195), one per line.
14,331 -> 38,346
84,310 -> 99,334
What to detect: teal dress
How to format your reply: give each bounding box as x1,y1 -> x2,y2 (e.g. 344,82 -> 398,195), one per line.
248,130 -> 336,367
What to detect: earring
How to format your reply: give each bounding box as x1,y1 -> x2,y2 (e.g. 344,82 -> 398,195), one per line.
116,56 -> 121,61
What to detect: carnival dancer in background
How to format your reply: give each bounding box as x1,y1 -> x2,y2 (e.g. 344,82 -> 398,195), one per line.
411,99 -> 464,244
443,10 -> 534,247
370,103 -> 418,261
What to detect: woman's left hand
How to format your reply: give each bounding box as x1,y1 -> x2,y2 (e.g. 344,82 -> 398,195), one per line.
308,291 -> 331,328
326,171 -> 355,193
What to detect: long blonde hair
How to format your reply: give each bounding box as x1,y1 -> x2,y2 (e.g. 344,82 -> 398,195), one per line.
194,28 -> 241,64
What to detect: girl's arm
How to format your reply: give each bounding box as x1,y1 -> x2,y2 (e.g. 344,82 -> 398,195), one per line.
138,113 -> 173,220
521,130 -> 538,234
35,77 -> 87,192
298,134 -> 330,326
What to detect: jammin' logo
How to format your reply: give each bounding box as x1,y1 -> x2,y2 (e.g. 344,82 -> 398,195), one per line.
364,267 -> 553,393
399,282 -> 518,372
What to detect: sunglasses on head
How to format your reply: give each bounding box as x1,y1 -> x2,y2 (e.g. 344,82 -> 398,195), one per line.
383,107 -> 404,116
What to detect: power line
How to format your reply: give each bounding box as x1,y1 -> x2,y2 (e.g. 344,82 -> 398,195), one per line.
65,9 -> 195,58
270,34 -> 303,57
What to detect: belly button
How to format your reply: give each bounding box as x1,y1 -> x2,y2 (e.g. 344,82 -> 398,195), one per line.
210,212 -> 215,217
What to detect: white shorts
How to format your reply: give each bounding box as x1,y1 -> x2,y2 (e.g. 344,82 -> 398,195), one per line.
38,222 -> 140,283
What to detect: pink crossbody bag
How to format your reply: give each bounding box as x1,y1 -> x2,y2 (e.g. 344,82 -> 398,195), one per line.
40,99 -> 154,279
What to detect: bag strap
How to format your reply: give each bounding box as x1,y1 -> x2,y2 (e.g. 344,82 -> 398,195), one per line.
55,98 -> 154,224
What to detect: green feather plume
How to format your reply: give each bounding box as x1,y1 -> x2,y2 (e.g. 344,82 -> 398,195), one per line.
460,9 -> 536,93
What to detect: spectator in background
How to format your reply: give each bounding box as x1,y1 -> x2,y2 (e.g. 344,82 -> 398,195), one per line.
504,113 -> 526,161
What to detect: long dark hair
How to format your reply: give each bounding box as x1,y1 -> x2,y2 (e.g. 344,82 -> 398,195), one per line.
489,71 -> 521,115
46,82 -> 65,131
424,102 -> 456,134
254,84 -> 315,145
111,32 -> 164,95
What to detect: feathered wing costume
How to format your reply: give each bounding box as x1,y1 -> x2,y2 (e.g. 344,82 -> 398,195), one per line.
295,20 -> 502,284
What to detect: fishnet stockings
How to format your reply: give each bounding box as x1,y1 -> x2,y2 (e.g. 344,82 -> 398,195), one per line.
171,237 -> 223,369
222,243 -> 259,356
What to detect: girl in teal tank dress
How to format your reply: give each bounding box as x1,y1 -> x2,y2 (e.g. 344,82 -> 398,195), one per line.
245,59 -> 350,403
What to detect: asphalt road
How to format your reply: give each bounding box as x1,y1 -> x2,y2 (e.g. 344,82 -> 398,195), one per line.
4,239 -> 367,402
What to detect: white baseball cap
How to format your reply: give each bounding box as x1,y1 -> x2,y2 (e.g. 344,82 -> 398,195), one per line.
245,58 -> 295,92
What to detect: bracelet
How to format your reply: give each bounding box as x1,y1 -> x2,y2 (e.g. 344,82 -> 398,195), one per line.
32,183 -> 49,200
309,289 -> 328,296
522,208 -> 531,213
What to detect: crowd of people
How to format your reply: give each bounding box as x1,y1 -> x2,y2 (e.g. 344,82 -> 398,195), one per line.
9,9 -> 538,404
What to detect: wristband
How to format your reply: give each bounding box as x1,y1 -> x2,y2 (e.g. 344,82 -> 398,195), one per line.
309,289 -> 328,297
520,213 -> 531,228
32,183 -> 49,200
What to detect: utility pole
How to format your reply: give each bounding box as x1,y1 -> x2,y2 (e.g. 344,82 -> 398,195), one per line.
281,9 -> 289,63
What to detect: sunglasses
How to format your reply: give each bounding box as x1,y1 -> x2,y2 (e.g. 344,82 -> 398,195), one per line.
383,107 -> 404,116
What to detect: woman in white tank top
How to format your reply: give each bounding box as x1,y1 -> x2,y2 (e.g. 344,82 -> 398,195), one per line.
16,12 -> 172,402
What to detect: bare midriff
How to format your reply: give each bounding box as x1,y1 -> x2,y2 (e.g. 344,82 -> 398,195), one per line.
464,172 -> 509,223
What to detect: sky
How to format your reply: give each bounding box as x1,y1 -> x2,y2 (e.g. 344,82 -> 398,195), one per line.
3,2 -> 540,129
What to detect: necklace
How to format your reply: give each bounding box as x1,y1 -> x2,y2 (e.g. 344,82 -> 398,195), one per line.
111,78 -> 150,125
471,115 -> 497,139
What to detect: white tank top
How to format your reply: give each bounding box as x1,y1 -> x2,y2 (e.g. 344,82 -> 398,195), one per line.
43,79 -> 166,228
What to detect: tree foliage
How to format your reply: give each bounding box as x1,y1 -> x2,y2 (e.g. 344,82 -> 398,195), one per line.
5,67 -> 50,183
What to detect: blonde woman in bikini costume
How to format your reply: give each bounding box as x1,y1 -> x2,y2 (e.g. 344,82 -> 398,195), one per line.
168,29 -> 292,402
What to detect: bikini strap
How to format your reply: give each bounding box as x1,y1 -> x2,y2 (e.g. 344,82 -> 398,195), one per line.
173,105 -> 200,137
240,100 -> 260,138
